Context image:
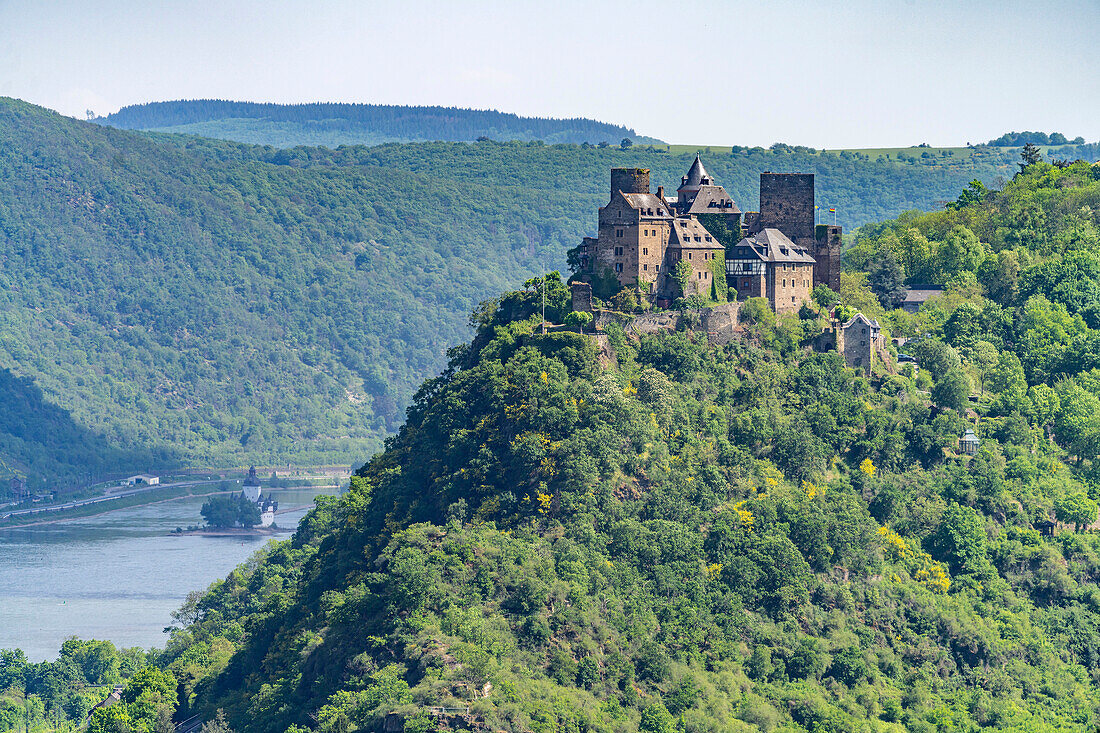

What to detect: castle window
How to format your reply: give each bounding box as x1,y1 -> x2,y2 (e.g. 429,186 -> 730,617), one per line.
656,265 -> 660,272
616,229 -> 623,237
643,248 -> 648,255
705,271 -> 709,279
698,272 -> 702,279
643,264 -> 648,271
615,263 -> 623,273
705,236 -> 712,241
614,246 -> 624,256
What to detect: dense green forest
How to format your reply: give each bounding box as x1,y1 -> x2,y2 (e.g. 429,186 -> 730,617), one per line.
59,160 -> 1099,732
0,97 -> 1033,489
0,640 -> 167,733
97,101 -> 660,147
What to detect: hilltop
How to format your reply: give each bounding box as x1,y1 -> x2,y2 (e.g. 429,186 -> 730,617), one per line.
96,100 -> 663,147
142,159 -> 1100,733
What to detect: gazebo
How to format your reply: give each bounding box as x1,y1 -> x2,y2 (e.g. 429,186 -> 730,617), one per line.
960,428 -> 980,455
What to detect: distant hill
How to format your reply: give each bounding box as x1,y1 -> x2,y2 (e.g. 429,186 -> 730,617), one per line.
987,130 -> 1087,146
97,100 -> 663,147
0,97 -> 1031,488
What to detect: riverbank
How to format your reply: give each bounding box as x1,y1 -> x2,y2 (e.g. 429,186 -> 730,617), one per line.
0,484 -> 340,530
171,526 -> 292,537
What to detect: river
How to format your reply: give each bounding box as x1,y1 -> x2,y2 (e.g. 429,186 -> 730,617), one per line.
0,488 -> 332,661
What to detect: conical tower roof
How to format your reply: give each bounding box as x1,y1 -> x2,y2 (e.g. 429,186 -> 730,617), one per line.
680,156 -> 711,188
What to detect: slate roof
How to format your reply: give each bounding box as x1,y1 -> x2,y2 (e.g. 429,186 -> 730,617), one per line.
679,156 -> 712,190
683,184 -> 742,215
842,312 -> 881,330
902,287 -> 943,305
619,191 -> 673,217
733,228 -> 816,263
668,217 -> 725,250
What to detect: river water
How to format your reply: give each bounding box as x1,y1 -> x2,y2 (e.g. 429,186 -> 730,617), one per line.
0,488 -> 332,661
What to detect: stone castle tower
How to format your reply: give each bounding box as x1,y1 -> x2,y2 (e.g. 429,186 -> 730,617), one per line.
745,173 -> 841,292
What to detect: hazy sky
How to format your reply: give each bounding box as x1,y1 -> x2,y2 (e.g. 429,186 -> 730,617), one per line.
1,0 -> 1097,148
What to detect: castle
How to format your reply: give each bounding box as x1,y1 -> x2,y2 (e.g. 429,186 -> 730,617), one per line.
242,466 -> 278,527
575,158 -> 841,313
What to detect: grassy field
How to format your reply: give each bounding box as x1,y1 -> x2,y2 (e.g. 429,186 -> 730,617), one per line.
658,142 -> 1082,163
658,143 -> 981,160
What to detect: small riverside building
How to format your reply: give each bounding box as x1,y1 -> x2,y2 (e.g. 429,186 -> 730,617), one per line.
120,474 -> 159,487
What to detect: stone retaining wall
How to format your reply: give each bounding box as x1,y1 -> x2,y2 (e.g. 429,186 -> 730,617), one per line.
592,302 -> 741,345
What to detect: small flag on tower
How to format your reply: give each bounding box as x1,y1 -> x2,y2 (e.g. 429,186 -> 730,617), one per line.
829,208 -> 836,213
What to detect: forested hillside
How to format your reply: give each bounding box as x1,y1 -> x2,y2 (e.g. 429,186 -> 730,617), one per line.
0,97 -> 1057,488
98,101 -> 660,147
0,98 -> 578,487
124,161 -> 1100,733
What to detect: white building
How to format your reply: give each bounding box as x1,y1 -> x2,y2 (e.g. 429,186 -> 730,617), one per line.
120,474 -> 159,487
242,466 -> 262,502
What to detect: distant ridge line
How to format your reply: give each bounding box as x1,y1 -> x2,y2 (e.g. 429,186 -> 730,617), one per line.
98,99 -> 662,145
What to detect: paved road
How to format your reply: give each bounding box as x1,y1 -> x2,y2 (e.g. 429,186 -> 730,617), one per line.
1,474 -> 345,521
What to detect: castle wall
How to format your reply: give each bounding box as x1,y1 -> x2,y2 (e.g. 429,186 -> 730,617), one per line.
594,198 -> 672,291
770,262 -> 814,313
667,246 -> 721,297
592,302 -> 741,344
570,282 -> 593,312
730,272 -> 766,299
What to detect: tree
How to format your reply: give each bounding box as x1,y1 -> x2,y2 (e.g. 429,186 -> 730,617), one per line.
913,340 -> 960,380
563,311 -> 592,333
620,138 -> 633,149
812,284 -> 838,310
971,341 -> 999,396
943,302 -> 983,349
940,226 -> 985,277
1020,142 -> 1043,170
639,703 -> 675,733
201,495 -> 260,528
201,496 -> 239,528
985,250 -> 1020,304
868,252 -> 907,310
928,503 -> 991,577
672,259 -> 693,297
952,180 -> 988,210
932,366 -> 971,412
1054,491 -> 1098,532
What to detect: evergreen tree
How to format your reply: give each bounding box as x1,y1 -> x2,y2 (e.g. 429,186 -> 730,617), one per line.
867,252 -> 907,309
